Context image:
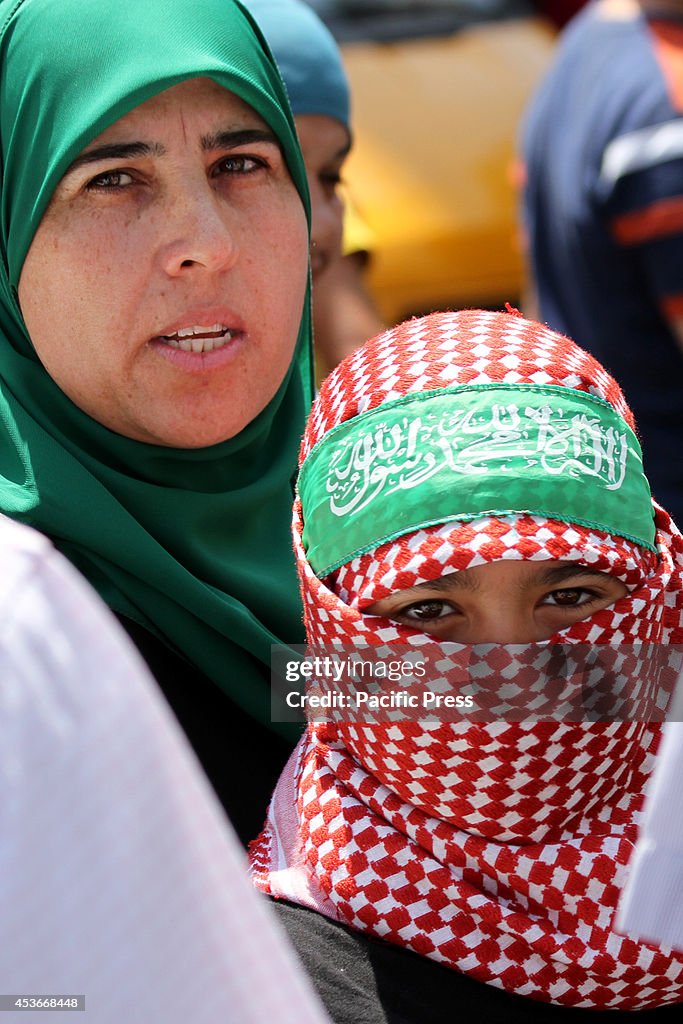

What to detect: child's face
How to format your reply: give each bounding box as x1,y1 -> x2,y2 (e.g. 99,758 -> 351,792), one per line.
365,560 -> 627,643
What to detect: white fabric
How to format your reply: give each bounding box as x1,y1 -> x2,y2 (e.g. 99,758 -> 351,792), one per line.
617,692 -> 683,954
0,515 -> 329,1024
261,743 -> 337,916
600,119 -> 683,185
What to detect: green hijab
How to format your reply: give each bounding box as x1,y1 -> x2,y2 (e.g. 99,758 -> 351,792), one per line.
0,0 -> 312,729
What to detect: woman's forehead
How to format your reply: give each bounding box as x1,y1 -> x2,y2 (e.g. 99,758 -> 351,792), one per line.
79,77 -> 269,151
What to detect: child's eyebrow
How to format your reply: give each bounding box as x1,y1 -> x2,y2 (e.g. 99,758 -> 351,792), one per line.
538,565 -> 610,586
388,564 -> 611,601
399,572 -> 480,597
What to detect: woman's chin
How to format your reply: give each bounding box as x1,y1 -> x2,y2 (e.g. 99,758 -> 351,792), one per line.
118,417 -> 248,449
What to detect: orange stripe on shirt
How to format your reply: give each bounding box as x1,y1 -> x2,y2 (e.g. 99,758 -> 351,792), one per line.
660,293 -> 683,318
650,20 -> 683,113
611,196 -> 683,244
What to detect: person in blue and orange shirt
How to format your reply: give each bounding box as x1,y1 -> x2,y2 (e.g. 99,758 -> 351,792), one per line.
521,0 -> 683,528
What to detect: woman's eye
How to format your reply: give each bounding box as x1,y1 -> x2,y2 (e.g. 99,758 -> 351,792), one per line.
320,170 -> 342,192
85,170 -> 134,190
544,588 -> 597,608
213,154 -> 264,176
398,600 -> 456,622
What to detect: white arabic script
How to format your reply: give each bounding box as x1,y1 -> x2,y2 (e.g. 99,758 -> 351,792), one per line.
325,404 -> 633,518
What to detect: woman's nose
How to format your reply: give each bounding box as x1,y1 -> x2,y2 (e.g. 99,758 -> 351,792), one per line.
308,181 -> 343,265
311,203 -> 342,251
158,189 -> 238,277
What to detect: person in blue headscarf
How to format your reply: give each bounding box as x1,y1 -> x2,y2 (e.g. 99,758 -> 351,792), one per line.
244,0 -> 384,375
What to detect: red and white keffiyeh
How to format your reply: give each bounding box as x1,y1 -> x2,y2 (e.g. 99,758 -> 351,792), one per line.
251,311 -> 683,1010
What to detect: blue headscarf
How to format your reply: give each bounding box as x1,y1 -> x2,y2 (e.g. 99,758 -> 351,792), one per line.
243,0 -> 350,129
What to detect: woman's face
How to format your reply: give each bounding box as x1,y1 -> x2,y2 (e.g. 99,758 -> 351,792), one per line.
295,114 -> 349,279
366,559 -> 628,643
18,77 -> 309,447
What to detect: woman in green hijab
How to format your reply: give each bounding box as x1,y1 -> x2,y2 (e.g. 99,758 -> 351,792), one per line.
0,0 -> 312,843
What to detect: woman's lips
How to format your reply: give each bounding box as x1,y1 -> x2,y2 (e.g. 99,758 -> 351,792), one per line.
160,323 -> 234,353
149,323 -> 246,371
148,310 -> 248,367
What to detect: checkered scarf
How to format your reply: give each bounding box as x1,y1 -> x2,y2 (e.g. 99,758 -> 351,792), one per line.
251,311 -> 683,1009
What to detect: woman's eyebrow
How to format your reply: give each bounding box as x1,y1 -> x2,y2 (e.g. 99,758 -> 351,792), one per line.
201,127 -> 280,151
67,141 -> 165,174
65,128 -> 278,177
334,140 -> 352,161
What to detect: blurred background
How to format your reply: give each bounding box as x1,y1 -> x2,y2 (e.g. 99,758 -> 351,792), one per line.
303,0 -> 559,323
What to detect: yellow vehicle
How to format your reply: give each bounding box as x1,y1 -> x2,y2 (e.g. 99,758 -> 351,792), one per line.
310,1 -> 556,323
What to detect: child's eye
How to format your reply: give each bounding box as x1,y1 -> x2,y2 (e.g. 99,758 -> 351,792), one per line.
397,599 -> 457,622
543,588 -> 598,608
85,170 -> 135,190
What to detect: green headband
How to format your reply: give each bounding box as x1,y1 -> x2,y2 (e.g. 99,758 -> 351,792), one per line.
299,384 -> 657,576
